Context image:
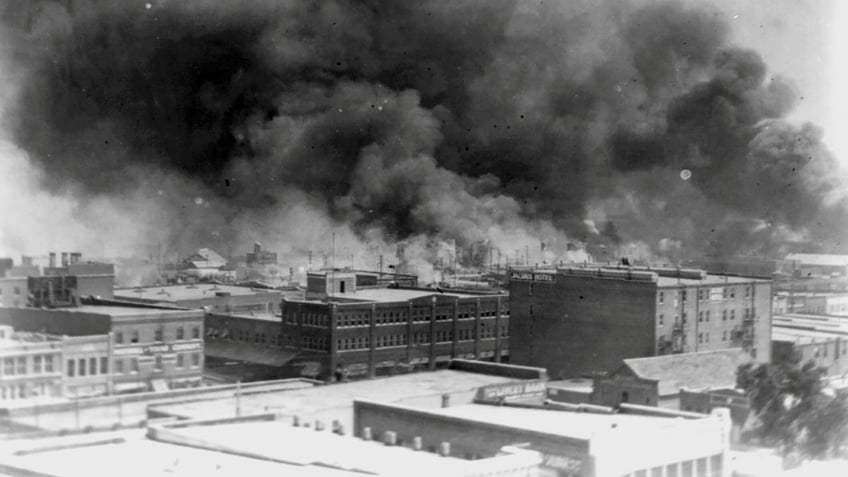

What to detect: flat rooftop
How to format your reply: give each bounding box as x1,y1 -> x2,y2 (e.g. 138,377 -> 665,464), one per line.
65,305 -> 202,318
1,430 -> 355,477
114,284 -> 280,302
149,369 -> 527,431
167,420 -> 495,474
655,274 -> 767,287
772,313 -> 848,336
432,403 -> 694,441
328,287 -> 488,303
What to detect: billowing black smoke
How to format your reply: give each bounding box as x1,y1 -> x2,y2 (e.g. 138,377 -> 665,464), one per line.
1,0 -> 844,268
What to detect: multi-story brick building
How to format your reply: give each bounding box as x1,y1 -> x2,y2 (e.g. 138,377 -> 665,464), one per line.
0,305 -> 204,393
509,266 -> 772,379
275,271 -> 509,380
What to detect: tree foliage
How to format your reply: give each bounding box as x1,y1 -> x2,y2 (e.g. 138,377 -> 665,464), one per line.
737,357 -> 848,462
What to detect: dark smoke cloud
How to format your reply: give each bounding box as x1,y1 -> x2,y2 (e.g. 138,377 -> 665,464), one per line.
1,0 -> 845,270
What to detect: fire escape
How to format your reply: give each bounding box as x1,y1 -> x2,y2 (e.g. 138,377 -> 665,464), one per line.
731,286 -> 756,353
670,289 -> 688,354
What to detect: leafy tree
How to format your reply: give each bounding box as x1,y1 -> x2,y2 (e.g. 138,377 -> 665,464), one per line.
737,357 -> 848,462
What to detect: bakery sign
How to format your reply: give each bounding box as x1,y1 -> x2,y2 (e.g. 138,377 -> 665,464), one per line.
113,342 -> 203,356
509,271 -> 556,283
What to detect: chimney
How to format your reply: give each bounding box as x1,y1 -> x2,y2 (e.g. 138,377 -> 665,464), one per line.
61,252 -> 69,267
383,430 -> 397,446
315,420 -> 324,431
441,393 -> 451,408
254,242 -> 262,254
48,252 -> 56,269
361,427 -> 372,441
292,416 -> 301,427
70,253 -> 82,265
412,436 -> 423,451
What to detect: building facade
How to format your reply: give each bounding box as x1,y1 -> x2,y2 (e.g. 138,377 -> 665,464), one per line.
509,266 -> 771,379
0,306 -> 205,394
279,272 -> 509,380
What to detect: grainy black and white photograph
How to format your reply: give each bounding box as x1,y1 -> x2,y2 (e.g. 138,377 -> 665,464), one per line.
0,0 -> 846,475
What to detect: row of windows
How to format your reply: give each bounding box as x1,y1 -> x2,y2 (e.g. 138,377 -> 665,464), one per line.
1,355 -> 56,376
207,327 -> 283,348
336,310 -> 508,328
303,336 -> 328,351
811,342 -> 848,359
660,286 -> 753,304
66,357 -> 108,377
115,326 -> 200,344
112,353 -> 201,374
659,307 -> 755,326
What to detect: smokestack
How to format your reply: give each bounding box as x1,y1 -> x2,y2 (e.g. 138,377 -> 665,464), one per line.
48,252 -> 56,269
438,441 -> 451,457
61,252 -> 68,267
254,242 -> 262,254
70,253 -> 82,265
412,436 -> 423,451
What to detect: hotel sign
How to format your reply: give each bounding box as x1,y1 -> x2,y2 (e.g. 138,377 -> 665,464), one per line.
475,380 -> 546,403
113,342 -> 203,357
509,271 -> 556,283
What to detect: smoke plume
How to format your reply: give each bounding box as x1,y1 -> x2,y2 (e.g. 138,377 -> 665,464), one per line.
0,0 -> 844,276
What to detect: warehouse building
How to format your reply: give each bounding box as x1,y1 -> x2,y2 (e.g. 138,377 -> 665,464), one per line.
509,266 -> 771,379
354,398 -> 732,477
279,270 -> 508,380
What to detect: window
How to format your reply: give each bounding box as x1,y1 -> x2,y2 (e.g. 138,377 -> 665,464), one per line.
621,391 -> 629,403
16,357 -> 25,375
698,289 -> 704,301
177,354 -> 184,368
745,286 -> 751,298
33,355 -> 42,374
45,355 -> 54,373
698,311 -> 703,323
658,314 -> 664,325
528,282 -> 534,296
154,327 -> 163,342
698,333 -> 703,344
681,290 -> 687,302
176,327 -> 184,340
3,358 -> 13,376
722,310 -> 727,321
131,330 -> 139,343
78,358 -> 86,377
192,353 -> 200,367
131,358 -> 139,373
154,355 -> 163,371
100,357 -> 108,374
89,357 -> 97,375
115,332 -> 123,344
115,359 -> 124,374
67,359 -> 75,377
722,330 -> 727,341
192,327 -> 200,340
706,310 -> 710,322
13,286 -> 20,295
659,292 -> 664,304
730,310 -> 735,320
730,288 -> 736,298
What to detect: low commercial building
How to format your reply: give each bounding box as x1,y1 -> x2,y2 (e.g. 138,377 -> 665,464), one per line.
509,265 -> 771,379
203,311 -> 294,382
1,416 -> 543,477
772,313 -> 848,377
0,276 -> 27,308
354,399 -> 732,477
282,271 -> 509,380
114,283 -> 283,315
0,305 -> 205,393
785,253 -> 848,278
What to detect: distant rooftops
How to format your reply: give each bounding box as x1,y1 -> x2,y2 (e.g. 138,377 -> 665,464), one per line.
785,253 -> 848,267
114,284 -> 280,302
510,265 -> 769,287
772,313 -> 848,343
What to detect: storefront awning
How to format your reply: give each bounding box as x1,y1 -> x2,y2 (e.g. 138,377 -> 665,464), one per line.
205,341 -> 299,367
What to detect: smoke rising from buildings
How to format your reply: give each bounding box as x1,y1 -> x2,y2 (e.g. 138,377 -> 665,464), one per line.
0,0 -> 845,273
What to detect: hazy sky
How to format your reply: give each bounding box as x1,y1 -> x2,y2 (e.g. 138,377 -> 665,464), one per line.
699,0 -> 842,159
